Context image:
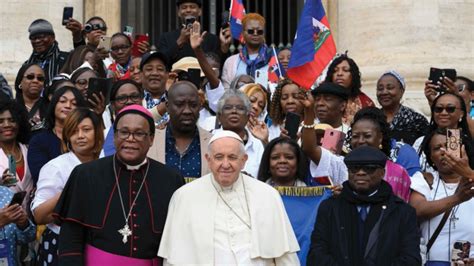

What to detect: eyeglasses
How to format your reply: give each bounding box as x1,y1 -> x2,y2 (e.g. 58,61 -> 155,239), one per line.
84,23 -> 107,33
246,29 -> 264,35
114,94 -> 142,104
75,79 -> 88,86
110,45 -> 131,52
29,34 -> 49,41
115,129 -> 150,141
457,84 -> 466,92
222,104 -> 247,114
24,74 -> 45,82
347,165 -> 382,174
433,106 -> 459,114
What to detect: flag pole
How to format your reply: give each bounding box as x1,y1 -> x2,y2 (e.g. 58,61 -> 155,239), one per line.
271,45 -> 283,80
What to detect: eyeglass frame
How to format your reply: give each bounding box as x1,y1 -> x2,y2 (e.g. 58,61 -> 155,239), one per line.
432,106 -> 459,114
347,164 -> 383,175
115,128 -> 151,141
245,29 -> 264,36
24,74 -> 45,82
221,104 -> 248,114
112,94 -> 143,104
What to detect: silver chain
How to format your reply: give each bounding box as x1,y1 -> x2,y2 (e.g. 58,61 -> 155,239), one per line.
112,156 -> 150,225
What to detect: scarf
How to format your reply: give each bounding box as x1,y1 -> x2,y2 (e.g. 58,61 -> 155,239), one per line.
26,41 -> 62,85
338,180 -> 392,265
239,44 -> 271,78
108,58 -> 131,81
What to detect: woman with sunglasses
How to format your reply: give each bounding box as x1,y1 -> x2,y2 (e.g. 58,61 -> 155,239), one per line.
409,128 -> 474,265
32,108 -> 103,266
27,86 -> 87,185
14,63 -> 48,128
222,13 -> 271,89
413,92 -> 474,172
376,70 -> 429,145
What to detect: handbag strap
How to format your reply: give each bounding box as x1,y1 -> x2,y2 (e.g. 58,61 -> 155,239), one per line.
427,208 -> 452,253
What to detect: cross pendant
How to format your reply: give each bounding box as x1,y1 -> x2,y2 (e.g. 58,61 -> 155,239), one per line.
450,216 -> 459,229
118,224 -> 132,244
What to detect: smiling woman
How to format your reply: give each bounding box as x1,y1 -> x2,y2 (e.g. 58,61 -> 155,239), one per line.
32,108 -> 104,265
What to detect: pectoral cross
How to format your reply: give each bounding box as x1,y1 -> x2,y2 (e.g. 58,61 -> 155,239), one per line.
450,215 -> 459,229
118,224 -> 132,244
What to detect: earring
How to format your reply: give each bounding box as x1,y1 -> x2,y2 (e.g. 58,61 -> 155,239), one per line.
379,144 -> 383,149
459,117 -> 463,122
18,84 -> 22,89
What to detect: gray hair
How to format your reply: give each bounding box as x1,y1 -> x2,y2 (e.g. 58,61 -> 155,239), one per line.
229,74 -> 255,90
216,89 -> 251,115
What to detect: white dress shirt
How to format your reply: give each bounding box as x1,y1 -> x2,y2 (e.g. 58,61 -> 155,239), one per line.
32,152 -> 82,234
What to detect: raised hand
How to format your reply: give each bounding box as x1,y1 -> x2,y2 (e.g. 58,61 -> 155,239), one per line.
424,80 -> 439,106
190,21 -> 207,50
219,27 -> 232,53
248,116 -> 269,145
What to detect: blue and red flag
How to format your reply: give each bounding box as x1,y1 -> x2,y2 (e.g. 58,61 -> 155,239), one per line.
287,0 -> 336,90
268,46 -> 286,83
229,0 -> 246,42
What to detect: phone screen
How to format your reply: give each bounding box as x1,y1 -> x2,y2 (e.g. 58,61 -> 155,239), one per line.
87,78 -> 112,105
62,7 -> 74,25
285,112 -> 301,140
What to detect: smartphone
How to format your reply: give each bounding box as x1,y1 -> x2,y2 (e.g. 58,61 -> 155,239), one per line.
9,191 -> 27,206
62,7 -> 74,25
187,68 -> 202,89
451,240 -> 470,262
429,67 -> 457,92
446,128 -> 462,159
221,11 -> 230,29
312,176 -> 334,186
123,25 -> 134,38
285,112 -> 301,140
88,78 -> 113,105
254,69 -> 268,87
131,34 -> 150,57
7,154 -> 16,175
97,36 -> 112,51
321,129 -> 346,155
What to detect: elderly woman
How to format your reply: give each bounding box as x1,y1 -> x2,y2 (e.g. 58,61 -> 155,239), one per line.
376,70 -> 428,145
324,53 -> 375,124
14,63 -> 48,127
32,108 -> 104,265
215,89 -> 265,178
222,13 -> 271,89
257,137 -> 308,186
410,128 -> 474,265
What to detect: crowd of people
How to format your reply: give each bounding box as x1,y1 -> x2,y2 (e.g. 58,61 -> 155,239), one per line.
0,0 -> 473,265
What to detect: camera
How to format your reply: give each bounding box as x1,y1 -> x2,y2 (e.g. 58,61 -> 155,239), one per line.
184,16 -> 196,28
84,23 -> 107,33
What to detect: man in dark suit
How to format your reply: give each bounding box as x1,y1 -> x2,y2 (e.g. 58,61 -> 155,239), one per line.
54,104 -> 184,265
307,146 -> 421,265
157,0 -> 231,65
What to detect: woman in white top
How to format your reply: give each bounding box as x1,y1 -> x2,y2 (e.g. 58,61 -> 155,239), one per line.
32,108 -> 104,265
410,128 -> 474,265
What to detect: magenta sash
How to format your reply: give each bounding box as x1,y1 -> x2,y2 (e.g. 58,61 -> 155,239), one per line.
384,160 -> 411,202
85,244 -> 160,266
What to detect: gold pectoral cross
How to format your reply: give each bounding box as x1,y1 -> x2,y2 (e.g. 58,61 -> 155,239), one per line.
118,224 -> 132,244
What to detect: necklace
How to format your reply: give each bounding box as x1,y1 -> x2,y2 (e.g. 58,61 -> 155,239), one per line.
112,156 -> 150,244
212,174 -> 252,229
2,144 -> 23,164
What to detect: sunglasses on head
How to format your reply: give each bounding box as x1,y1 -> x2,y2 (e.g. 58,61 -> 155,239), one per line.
24,74 -> 45,82
246,29 -> 264,35
433,106 -> 458,114
347,164 -> 382,174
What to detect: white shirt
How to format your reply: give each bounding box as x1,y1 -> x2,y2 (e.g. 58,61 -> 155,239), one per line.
309,147 -> 348,186
411,171 -> 474,262
32,152 -> 82,234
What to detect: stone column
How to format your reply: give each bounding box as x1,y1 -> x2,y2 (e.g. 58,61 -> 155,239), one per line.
324,0 -> 474,116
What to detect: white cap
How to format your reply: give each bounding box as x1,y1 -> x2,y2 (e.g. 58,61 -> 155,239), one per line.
209,130 -> 243,145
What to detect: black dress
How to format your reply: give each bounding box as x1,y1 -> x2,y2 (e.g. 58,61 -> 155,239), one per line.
53,156 -> 184,265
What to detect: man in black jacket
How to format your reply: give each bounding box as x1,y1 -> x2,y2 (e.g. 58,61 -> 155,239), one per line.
307,146 -> 421,265
157,0 -> 231,65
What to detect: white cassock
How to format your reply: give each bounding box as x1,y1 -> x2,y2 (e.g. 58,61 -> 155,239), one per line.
158,173 -> 300,265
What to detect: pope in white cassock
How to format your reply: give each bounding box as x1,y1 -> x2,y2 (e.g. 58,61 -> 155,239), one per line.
158,130 -> 300,265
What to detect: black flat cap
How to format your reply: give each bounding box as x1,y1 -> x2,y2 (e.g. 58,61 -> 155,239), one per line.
344,146 -> 387,167
140,51 -> 169,71
311,82 -> 349,101
176,0 -> 202,7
